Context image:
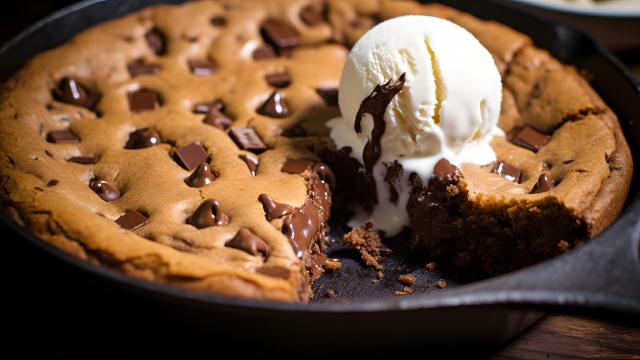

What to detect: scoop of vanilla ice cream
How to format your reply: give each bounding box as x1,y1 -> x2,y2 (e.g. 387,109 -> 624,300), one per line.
328,15 -> 503,235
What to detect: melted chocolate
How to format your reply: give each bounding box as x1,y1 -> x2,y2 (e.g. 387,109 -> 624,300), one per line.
258,194 -> 294,221
354,73 -> 406,173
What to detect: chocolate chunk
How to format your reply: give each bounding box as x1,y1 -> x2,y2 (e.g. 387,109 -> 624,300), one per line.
355,73 -> 406,173
265,72 -> 291,88
90,179 -> 121,202
187,199 -> 229,228
203,108 -> 232,130
53,78 -> 101,110
313,163 -> 335,188
493,161 -> 521,183
127,59 -> 160,77
210,16 -> 226,26
252,44 -> 276,60
316,88 -> 338,106
511,126 -> 550,152
433,158 -> 459,182
193,100 -> 224,114
145,27 -> 167,55
47,130 -> 79,144
260,20 -> 300,54
257,91 -> 289,118
300,6 -> 324,26
258,194 -> 294,221
128,89 -> 161,112
46,179 -> 59,187
229,127 -> 267,153
226,228 -> 269,257
125,128 -> 161,149
188,59 -> 217,76
530,173 -> 554,194
185,162 -> 216,187
68,155 -> 99,164
115,210 -> 148,231
174,142 -> 208,171
239,154 -> 258,176
281,158 -> 313,174
257,266 -> 290,279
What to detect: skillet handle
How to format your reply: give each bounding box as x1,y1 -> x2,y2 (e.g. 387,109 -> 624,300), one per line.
474,203 -> 640,313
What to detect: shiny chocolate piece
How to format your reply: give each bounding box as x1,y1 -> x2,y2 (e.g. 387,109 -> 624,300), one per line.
316,87 -> 338,106
47,129 -> 79,144
185,162 -> 216,187
511,126 -> 550,153
260,19 -> 300,54
229,127 -> 267,153
530,173 -> 554,194
257,266 -> 290,279
259,194 -> 294,221
127,59 -> 160,77
145,27 -> 167,55
354,73 -> 406,173
115,210 -> 148,231
174,142 -> 208,171
265,72 -> 291,88
90,179 -> 121,202
188,199 -> 229,228
68,155 -> 99,164
210,16 -> 226,26
188,59 -> 218,76
52,77 -> 101,110
281,158 -> 313,174
257,91 -> 289,118
128,89 -> 161,112
300,6 -> 324,26
493,161 -> 521,183
203,108 -> 232,130
252,44 -> 276,60
433,158 -> 459,181
239,154 -> 258,176
226,228 -> 270,257
125,128 -> 161,149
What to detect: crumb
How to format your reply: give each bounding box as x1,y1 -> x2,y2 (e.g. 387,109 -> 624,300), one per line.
324,258 -> 341,271
425,262 -> 437,272
377,270 -> 384,279
557,240 -> 570,252
325,289 -> 335,298
342,220 -> 391,271
437,279 -> 447,289
394,286 -> 414,296
398,274 -> 416,286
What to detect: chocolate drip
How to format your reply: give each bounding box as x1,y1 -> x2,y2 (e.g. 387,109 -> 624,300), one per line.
188,199 -> 229,228
281,175 -> 331,258
354,73 -> 406,173
259,194 -> 294,221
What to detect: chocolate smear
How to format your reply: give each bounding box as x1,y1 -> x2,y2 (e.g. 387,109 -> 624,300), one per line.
384,160 -> 403,204
259,194 -> 294,221
354,73 -> 406,173
185,162 -> 216,187
188,199 -> 229,228
226,228 -> 269,257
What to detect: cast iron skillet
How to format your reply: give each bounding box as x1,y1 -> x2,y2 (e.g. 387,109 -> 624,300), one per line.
1,0 -> 639,350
